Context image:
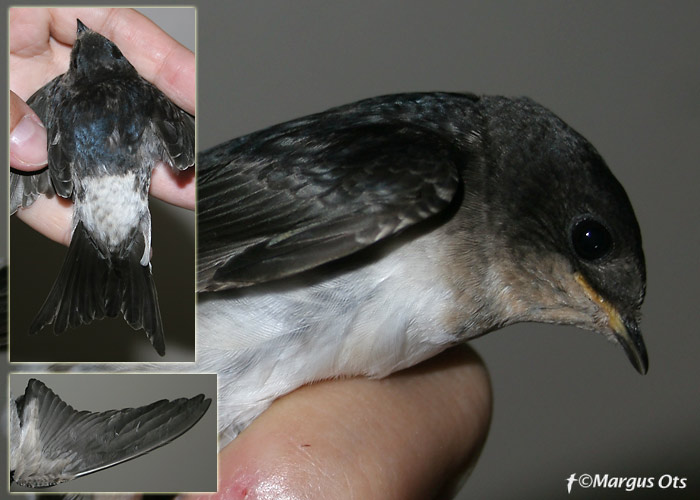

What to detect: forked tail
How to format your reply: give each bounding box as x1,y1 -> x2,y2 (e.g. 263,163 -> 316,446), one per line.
29,221 -> 165,355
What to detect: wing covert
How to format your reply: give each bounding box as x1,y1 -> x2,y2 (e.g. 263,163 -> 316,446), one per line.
198,120 -> 463,291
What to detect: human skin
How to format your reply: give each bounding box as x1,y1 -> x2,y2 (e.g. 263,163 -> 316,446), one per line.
185,346 -> 491,500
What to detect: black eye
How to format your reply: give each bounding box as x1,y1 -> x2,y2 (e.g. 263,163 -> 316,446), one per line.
111,45 -> 123,59
571,218 -> 613,260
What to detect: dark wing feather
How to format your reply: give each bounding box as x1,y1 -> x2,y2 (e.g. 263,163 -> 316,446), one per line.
148,80 -> 195,171
198,119 -> 461,291
9,75 -> 63,214
9,168 -> 54,215
12,379 -> 211,488
32,73 -> 73,198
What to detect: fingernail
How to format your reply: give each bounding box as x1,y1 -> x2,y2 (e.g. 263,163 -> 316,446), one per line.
10,114 -> 48,168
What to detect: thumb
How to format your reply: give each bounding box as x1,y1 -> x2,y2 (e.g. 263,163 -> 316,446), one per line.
10,90 -> 48,170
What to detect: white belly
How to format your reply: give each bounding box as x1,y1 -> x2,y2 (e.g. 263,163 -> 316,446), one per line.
197,232 -> 459,445
75,172 -> 148,252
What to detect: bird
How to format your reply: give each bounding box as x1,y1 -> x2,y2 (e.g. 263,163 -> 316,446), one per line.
195,92 -> 647,446
10,378 -> 211,489
9,19 -> 195,356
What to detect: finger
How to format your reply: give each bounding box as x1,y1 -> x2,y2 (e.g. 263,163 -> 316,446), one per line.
15,195 -> 73,246
150,162 -> 195,210
45,8 -> 195,113
9,8 -> 53,57
10,90 -> 48,169
9,8 -> 72,98
184,345 -> 491,500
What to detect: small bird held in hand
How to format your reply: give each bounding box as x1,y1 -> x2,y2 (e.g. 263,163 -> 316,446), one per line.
10,378 -> 211,488
196,92 -> 647,445
10,20 -> 195,356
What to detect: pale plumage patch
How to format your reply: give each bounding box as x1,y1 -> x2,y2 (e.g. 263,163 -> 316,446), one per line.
75,172 -> 150,263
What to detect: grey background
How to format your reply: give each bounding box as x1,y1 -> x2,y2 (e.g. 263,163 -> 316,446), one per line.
9,372 -> 217,493
193,1 -> 698,499
9,7 -> 196,362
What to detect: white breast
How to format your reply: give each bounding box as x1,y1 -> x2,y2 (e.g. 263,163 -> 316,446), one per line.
75,172 -> 148,252
197,231 -> 460,444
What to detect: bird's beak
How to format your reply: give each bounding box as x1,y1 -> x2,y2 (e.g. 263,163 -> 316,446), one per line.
574,273 -> 648,375
77,19 -> 88,34
616,317 -> 648,375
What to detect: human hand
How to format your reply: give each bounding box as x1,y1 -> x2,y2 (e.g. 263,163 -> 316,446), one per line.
183,346 -> 492,500
9,7 -> 195,246
10,90 -> 48,170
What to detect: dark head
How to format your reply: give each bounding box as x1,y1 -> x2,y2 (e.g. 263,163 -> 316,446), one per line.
68,19 -> 136,82
474,96 -> 647,373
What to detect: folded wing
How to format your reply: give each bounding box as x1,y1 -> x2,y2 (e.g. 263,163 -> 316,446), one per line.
198,118 -> 463,291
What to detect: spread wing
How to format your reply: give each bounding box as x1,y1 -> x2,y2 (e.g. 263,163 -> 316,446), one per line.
148,79 -> 195,171
11,379 -> 211,488
10,76 -> 63,214
198,114 -> 463,291
10,75 -> 195,216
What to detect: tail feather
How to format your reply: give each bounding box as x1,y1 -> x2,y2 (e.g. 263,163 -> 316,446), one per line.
30,221 -> 165,356
120,249 -> 164,355
105,261 -> 122,318
36,224 -> 107,333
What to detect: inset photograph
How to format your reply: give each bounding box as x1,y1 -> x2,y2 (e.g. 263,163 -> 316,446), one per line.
9,373 -> 216,493
9,7 -> 196,362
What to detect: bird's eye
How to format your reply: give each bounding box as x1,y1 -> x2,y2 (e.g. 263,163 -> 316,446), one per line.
111,46 -> 123,59
571,217 -> 613,260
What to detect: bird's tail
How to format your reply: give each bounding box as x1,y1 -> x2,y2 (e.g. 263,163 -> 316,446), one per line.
29,221 -> 165,355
